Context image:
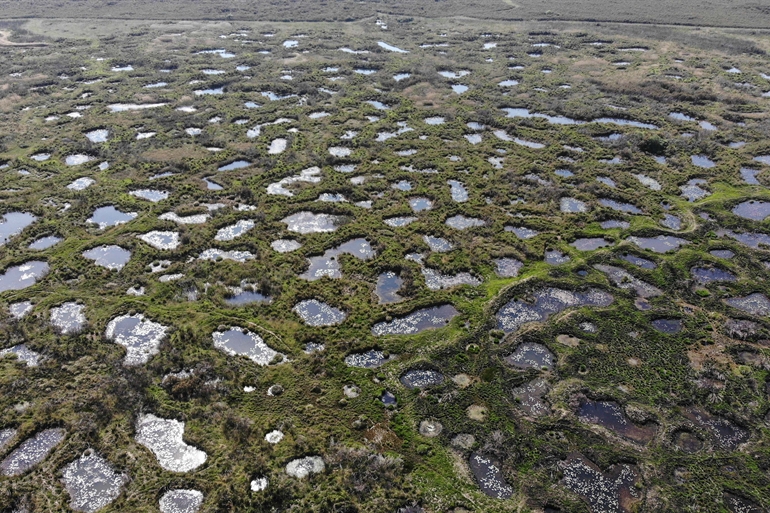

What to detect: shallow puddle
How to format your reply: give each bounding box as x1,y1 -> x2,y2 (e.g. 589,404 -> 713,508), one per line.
293,299 -> 346,326
0,261 -> 49,292
105,313 -> 168,365
61,452 -> 127,512
136,413 -> 207,472
505,342 -> 554,370
497,288 -> 613,333
1,428 -> 65,476
213,327 -> 282,365
88,206 -> 137,229
82,245 -> 131,270
578,400 -> 656,443
468,453 -> 513,499
376,272 -> 404,304
372,304 -> 459,336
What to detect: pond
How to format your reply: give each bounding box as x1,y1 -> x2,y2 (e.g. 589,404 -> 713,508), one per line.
301,238 -> 374,281
213,327 -> 282,366
378,41 -> 408,53
27,235 -> 61,250
423,235 -> 453,252
468,453 -> 513,499
511,378 -> 550,416
0,261 -> 49,293
710,249 -> 734,259
130,189 -> 168,202
422,267 -> 481,290
61,452 -> 127,513
451,84 -> 468,94
618,253 -> 656,269
578,400 -> 656,443
724,293 -> 770,316
268,138 -> 287,154
67,176 -> 96,191
560,453 -> 640,513
502,107 -> 581,125
496,288 -> 614,333
680,179 -> 710,201
372,304 -> 459,336
384,216 -> 417,227
651,319 -> 682,333
445,215 -> 485,229
159,212 -> 209,224
595,117 -> 658,129
218,160 -> 251,172
661,214 -> 682,230
381,391 -> 397,405
203,177 -> 223,190
400,369 -> 444,389
376,272 -> 404,304
732,200 -> 770,221
88,206 -> 137,229
571,238 -> 610,251
545,249 -> 570,265
365,100 -> 389,110
409,197 -> 433,212
286,456 -> 325,478
108,103 -> 167,112
691,155 -> 715,168
595,264 -> 661,298
691,267 -> 736,283
561,197 -> 588,213
65,154 -> 94,166
599,199 -> 642,214
1,428 -> 65,476
597,176 -> 616,188
447,180 -> 468,202
740,168 -> 761,185
684,408 -> 748,450
215,219 -> 255,241
438,70 -> 470,79
159,489 -> 204,513
50,302 -> 86,335
293,299 -> 346,326
136,413 -> 207,472
344,349 -> 392,368
271,239 -> 302,253
138,231 -> 181,250
505,342 -> 554,370
627,235 -> 688,253
328,146 -> 352,157
505,226 -> 540,240
0,344 -> 41,367
282,212 -> 341,234
105,313 -> 169,366
0,212 -> 36,245
494,257 -> 523,278
199,249 -> 254,263
85,129 -> 109,143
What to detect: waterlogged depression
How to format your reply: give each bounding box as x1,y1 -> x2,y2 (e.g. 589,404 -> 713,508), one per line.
1,18 -> 769,512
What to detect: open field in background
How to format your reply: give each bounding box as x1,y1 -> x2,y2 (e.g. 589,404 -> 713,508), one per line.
0,0 -> 769,29
0,11 -> 769,513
